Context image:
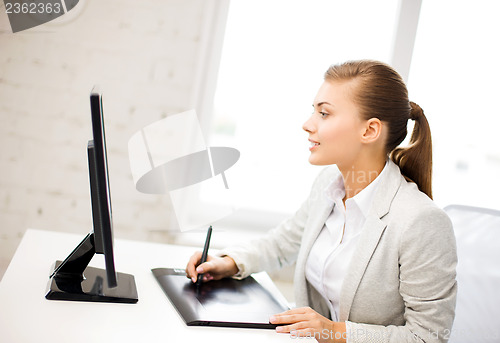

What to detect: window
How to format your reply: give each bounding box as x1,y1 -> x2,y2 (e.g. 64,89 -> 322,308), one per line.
200,0 -> 401,230
408,0 -> 500,210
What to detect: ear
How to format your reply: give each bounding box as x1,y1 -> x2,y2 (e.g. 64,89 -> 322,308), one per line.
361,118 -> 382,144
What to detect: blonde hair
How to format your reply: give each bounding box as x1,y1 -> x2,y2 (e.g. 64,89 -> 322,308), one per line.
324,60 -> 433,199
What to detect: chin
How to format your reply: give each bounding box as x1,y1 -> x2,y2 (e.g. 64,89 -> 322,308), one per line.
308,156 -> 331,166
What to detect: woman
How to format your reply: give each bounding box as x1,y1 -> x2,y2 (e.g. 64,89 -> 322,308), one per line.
186,60 -> 457,343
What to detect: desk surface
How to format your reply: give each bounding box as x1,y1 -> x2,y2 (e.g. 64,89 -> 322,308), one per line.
0,229 -> 311,342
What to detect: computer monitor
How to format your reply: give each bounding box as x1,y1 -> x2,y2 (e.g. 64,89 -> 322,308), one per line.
45,87 -> 138,303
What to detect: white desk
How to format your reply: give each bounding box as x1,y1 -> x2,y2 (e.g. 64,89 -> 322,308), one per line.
0,229 -> 311,342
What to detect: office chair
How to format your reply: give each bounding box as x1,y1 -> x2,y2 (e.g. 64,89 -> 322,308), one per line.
444,205 -> 500,343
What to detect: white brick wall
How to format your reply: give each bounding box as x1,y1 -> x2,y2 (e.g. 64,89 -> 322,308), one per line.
0,0 -> 215,279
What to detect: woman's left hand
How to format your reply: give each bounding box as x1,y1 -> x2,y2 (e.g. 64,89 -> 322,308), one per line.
269,307 -> 346,343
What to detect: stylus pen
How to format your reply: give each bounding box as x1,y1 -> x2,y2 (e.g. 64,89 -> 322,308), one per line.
196,225 -> 213,287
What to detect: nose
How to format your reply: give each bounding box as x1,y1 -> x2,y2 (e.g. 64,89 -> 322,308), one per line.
302,113 -> 315,133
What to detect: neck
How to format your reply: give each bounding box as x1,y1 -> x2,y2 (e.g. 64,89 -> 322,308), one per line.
339,158 -> 386,201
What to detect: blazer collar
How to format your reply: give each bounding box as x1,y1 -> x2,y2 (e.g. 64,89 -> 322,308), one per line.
302,159 -> 400,251
370,159 -> 402,219
339,159 -> 403,321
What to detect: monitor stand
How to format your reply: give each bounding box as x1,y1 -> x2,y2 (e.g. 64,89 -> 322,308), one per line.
45,233 -> 138,303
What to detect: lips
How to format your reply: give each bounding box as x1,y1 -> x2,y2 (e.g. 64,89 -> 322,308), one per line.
309,139 -> 319,150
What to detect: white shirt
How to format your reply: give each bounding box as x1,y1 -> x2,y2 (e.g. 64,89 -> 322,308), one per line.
305,162 -> 388,321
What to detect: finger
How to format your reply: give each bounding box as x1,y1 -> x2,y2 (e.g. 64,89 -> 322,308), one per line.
270,312 -> 307,324
272,307 -> 309,319
278,307 -> 310,315
270,306 -> 316,325
275,321 -> 308,333
196,260 -> 215,274
185,253 -> 199,280
194,271 -> 212,281
197,274 -> 212,283
185,251 -> 202,282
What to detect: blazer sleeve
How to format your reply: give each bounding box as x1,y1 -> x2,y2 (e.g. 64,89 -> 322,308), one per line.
218,200 -> 307,279
346,206 -> 458,343
218,167 -> 332,279
218,201 -> 308,279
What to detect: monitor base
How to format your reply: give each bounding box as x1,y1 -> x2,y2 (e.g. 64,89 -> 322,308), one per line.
46,261 -> 138,303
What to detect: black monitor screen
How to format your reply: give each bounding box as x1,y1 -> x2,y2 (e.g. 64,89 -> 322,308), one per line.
46,86 -> 138,303
88,87 -> 117,287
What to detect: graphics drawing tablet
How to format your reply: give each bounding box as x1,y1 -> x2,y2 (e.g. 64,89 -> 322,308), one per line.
152,267 -> 290,329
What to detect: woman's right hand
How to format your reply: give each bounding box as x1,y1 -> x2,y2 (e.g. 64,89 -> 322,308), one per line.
185,252 -> 239,283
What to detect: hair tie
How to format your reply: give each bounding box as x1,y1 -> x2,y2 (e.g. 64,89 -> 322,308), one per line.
409,101 -> 422,121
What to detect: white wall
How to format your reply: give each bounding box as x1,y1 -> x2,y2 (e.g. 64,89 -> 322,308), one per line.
0,0 -> 216,279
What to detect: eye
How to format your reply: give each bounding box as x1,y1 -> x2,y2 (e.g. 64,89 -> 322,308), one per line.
319,111 -> 329,118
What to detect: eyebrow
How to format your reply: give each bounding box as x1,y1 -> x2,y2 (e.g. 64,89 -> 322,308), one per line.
313,101 -> 334,108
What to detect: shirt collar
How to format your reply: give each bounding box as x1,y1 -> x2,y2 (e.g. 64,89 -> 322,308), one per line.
324,160 -> 389,217
352,160 -> 389,217
324,171 -> 345,204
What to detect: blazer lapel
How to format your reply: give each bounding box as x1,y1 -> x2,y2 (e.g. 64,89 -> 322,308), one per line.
294,178 -> 335,307
339,160 -> 403,321
339,215 -> 387,321
297,197 -> 334,271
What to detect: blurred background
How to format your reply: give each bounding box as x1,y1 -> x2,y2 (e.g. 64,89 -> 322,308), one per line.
1,0 -> 499,299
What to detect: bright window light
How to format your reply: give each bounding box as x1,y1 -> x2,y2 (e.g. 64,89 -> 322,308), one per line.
408,0 -> 500,210
202,0 -> 401,227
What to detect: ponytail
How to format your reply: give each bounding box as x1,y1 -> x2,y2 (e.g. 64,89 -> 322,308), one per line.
390,102 -> 433,199
324,60 -> 433,199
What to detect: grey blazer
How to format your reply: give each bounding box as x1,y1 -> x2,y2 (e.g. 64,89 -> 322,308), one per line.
222,160 -> 457,343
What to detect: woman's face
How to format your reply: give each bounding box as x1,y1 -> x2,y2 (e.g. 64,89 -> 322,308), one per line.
303,80 -> 367,167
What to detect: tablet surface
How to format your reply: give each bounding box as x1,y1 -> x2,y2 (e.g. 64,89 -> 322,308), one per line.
152,268 -> 290,329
